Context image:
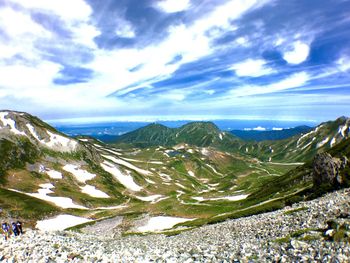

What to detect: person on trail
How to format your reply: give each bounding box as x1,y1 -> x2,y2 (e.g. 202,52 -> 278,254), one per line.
2,222 -> 10,240
11,222 -> 19,236
16,221 -> 23,235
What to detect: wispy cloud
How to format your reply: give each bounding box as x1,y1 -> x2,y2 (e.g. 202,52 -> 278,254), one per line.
0,0 -> 349,122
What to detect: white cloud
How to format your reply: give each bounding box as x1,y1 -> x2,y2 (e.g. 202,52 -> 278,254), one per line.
253,126 -> 266,131
0,0 -> 273,118
0,7 -> 49,37
337,57 -> 350,72
116,24 -> 135,38
236,37 -> 249,46
10,0 -> 92,21
230,72 -> 310,97
231,59 -> 274,77
156,0 -> 191,13
283,41 -> 310,64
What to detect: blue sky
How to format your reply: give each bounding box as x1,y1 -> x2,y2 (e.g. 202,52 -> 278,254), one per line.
0,0 -> 349,122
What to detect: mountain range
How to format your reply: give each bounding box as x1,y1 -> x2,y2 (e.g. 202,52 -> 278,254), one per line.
0,110 -> 349,234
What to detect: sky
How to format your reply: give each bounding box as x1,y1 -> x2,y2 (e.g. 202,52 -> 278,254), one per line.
0,0 -> 349,123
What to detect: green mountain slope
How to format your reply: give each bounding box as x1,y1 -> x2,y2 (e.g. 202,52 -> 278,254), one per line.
1,110 -> 349,234
116,121 -> 240,149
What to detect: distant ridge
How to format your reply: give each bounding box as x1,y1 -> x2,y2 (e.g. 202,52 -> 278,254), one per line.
115,121 -> 238,148
231,125 -> 313,142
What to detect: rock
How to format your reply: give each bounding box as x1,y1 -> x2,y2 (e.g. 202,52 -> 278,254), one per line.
312,153 -> 348,187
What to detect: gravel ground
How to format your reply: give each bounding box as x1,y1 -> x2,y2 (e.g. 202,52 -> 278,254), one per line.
1,188 -> 350,262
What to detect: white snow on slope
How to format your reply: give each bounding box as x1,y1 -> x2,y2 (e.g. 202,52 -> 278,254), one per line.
219,133 -> 223,140
339,125 -> 348,137
297,125 -> 322,147
188,171 -> 195,177
159,173 -> 172,181
135,194 -> 163,202
301,137 -> 316,150
46,131 -> 77,151
0,112 -> 26,135
36,215 -> 92,231
316,137 -> 329,149
11,184 -> 87,209
101,161 -> 142,192
63,164 -> 96,183
26,123 -> 41,140
192,194 -> 248,202
137,216 -> 193,232
201,148 -> 210,156
102,154 -> 152,176
102,148 -> 122,156
80,185 -> 109,198
330,137 -> 337,147
205,164 -> 223,175
26,123 -> 77,152
46,170 -> 62,179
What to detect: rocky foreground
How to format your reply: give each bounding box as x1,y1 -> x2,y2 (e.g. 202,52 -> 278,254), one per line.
1,189 -> 350,263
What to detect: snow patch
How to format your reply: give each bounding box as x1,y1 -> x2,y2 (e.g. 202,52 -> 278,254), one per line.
316,137 -> 329,149
101,161 -> 142,192
102,155 -> 152,176
80,185 -> 109,198
45,131 -> 77,151
339,125 -> 348,137
137,216 -> 193,232
36,215 -> 92,231
330,137 -> 337,147
63,164 -> 96,183
192,194 -> 248,202
201,148 -> 210,156
159,173 -> 172,181
135,194 -> 163,202
188,171 -> 195,177
46,170 -> 62,179
11,184 -> 87,209
0,112 -> 26,135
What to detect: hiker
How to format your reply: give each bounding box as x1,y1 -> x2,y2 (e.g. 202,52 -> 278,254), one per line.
2,222 -> 10,240
11,222 -> 19,236
16,221 -> 23,235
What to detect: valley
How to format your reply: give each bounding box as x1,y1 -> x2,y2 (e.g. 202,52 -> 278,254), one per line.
0,110 -> 350,261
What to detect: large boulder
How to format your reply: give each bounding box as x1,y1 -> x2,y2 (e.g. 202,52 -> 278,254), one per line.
312,152 -> 348,187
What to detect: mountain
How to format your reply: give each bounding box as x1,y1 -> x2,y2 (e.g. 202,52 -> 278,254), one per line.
115,121 -> 239,148
240,116 -> 350,162
0,110 -> 349,236
231,125 -> 313,141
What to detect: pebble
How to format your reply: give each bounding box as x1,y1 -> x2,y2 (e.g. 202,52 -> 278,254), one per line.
0,189 -> 350,262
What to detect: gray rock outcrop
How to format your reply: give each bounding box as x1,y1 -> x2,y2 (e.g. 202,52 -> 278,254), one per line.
312,152 -> 348,187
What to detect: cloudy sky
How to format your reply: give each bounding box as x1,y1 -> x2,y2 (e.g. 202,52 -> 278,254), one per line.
0,0 -> 349,122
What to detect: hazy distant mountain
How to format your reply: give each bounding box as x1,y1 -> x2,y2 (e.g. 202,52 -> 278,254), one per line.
231,125 -> 313,141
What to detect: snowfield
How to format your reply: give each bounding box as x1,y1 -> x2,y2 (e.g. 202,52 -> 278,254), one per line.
100,161 -> 142,191
36,215 -> 92,231
46,169 -> 63,179
102,154 -> 152,176
137,216 -> 193,232
26,123 -> 77,152
80,185 -> 109,198
10,184 -> 87,209
192,194 -> 249,202
0,112 -> 26,135
45,131 -> 77,151
135,194 -> 163,202
63,164 -> 96,183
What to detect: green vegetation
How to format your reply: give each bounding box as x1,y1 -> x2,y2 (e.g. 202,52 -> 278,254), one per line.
284,207 -> 309,215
